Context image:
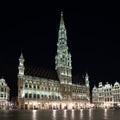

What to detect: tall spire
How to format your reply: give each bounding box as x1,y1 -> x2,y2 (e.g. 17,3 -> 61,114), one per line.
18,52 -> 25,76
58,12 -> 67,44
60,11 -> 65,29
55,12 -> 72,84
85,72 -> 89,87
20,52 -> 24,59
85,72 -> 88,78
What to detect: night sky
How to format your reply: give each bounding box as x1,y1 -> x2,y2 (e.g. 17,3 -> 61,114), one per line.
0,3 -> 120,98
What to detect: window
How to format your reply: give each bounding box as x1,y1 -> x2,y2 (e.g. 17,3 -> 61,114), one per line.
37,86 -> 39,89
58,96 -> 60,100
29,94 -> 32,98
1,88 -> 3,92
48,87 -> 50,91
49,95 -> 51,99
29,84 -> 32,88
25,84 -> 28,88
37,94 -> 40,99
52,95 -> 54,99
1,94 -> 3,97
25,93 -> 28,98
34,85 -> 36,89
34,94 -> 36,98
55,96 -> 57,99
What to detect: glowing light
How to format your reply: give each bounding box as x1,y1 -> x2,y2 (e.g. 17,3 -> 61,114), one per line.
52,109 -> 56,120
64,109 -> 67,118
104,103 -> 110,109
80,109 -> 83,119
32,110 -> 37,120
53,103 -> 56,106
80,103 -> 83,108
70,103 -> 74,109
104,108 -> 108,119
34,102 -> 37,105
71,109 -> 74,119
89,108 -> 92,118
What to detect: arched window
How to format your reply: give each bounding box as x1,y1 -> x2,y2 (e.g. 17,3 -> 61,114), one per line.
34,85 -> 36,89
1,88 -> 3,92
41,95 -> 43,98
25,93 -> 28,98
29,94 -> 32,98
49,95 -> 51,99
29,84 -> 32,88
25,84 -> 28,88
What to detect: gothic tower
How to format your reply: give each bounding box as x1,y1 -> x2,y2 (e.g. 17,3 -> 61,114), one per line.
85,72 -> 89,87
85,72 -> 90,102
18,52 -> 25,109
55,12 -> 72,84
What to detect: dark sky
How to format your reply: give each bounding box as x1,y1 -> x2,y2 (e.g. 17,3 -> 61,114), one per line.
0,3 -> 120,97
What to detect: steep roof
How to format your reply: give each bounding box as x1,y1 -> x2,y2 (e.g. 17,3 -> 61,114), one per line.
24,65 -> 85,85
24,65 -> 59,81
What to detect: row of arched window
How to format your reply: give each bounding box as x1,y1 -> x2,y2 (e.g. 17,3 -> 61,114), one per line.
72,96 -> 87,100
24,93 -> 60,100
24,84 -> 60,92
0,93 -> 8,99
24,84 -> 85,94
0,87 -> 7,92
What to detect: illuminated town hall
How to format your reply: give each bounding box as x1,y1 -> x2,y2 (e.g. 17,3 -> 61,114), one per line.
18,12 -> 90,109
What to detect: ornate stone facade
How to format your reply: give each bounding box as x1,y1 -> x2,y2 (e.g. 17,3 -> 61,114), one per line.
92,81 -> 120,108
0,78 -> 10,109
18,12 -> 90,110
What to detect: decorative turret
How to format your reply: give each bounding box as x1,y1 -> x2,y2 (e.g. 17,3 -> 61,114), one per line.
55,12 -> 72,84
98,82 -> 103,88
85,72 -> 89,87
92,85 -> 97,91
18,52 -> 25,77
